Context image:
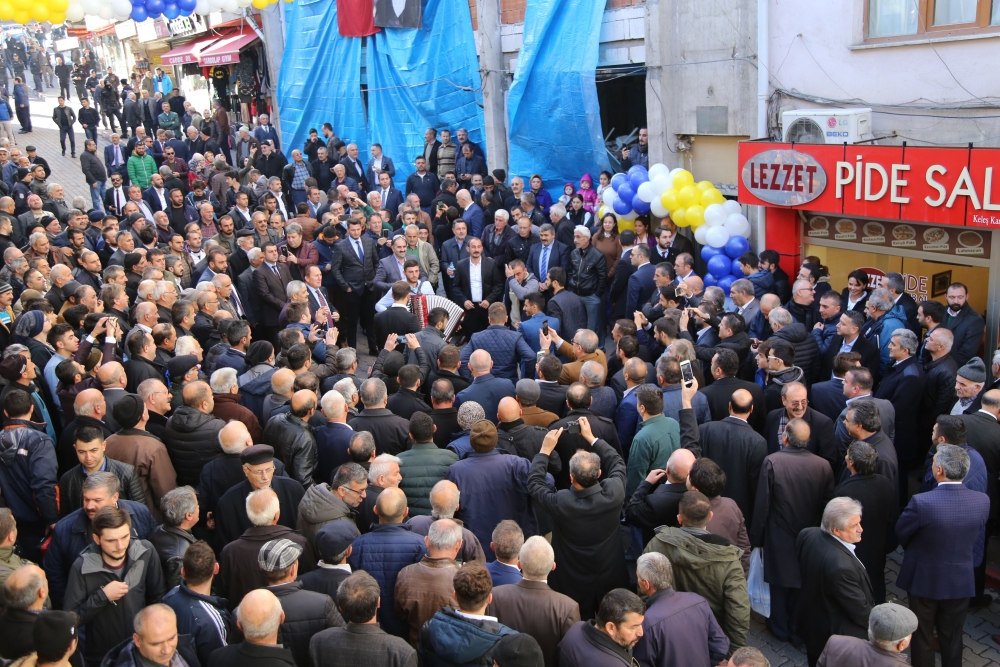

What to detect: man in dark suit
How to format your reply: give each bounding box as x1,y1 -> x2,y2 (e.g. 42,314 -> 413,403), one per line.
835,440 -> 896,604
302,264 -> 338,326
103,134 -> 129,183
840,400 -> 898,496
449,236 -> 501,338
765,382 -> 838,471
874,329 -> 926,494
943,283 -> 985,368
750,418 -> 835,646
373,282 -> 420,347
251,241 -> 292,346
701,348 -> 766,433
372,171 -> 403,218
142,174 -> 168,213
374,236 -> 423,295
526,224 -> 570,296
331,219 -> 380,352
810,351 -> 858,422
835,367 -> 896,451
236,251 -> 263,331
548,383 -> 623,489
625,446 -> 695,547
339,144 -> 369,194
960,389 -> 1000,606
695,388 -> 767,524
365,144 -> 396,190
624,244 -> 656,318
535,355 -> 568,418
608,234 -> 637,321
544,267 -> 586,343
820,310 -> 880,383
896,444 -> 990,667
421,129 -> 441,177
796,498 -> 875,667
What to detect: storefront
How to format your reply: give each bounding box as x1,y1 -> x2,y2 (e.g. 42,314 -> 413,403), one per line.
737,140 -> 1000,361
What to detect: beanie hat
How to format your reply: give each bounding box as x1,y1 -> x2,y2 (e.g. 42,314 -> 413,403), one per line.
112,394 -> 145,429
0,354 -> 27,381
957,357 -> 987,384
245,340 -> 274,367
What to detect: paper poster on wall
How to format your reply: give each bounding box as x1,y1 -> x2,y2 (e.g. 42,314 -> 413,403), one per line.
374,0 -> 422,28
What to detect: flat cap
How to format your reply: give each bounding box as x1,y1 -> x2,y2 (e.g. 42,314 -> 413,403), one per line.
61,280 -> 82,298
492,634 -> 544,667
240,444 -> 275,466
166,354 -> 199,381
470,419 -> 497,450
258,538 -> 303,572
869,602 -> 918,642
314,520 -> 359,561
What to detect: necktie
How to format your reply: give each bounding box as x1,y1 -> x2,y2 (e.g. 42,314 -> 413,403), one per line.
354,240 -> 363,261
114,190 -> 121,212
271,263 -> 279,276
316,289 -> 333,327
231,290 -> 244,316
540,245 -> 550,281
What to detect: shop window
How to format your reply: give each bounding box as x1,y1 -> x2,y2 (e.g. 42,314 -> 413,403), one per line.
866,0 -> 1000,42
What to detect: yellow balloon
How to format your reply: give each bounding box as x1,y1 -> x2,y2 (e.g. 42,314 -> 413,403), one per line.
671,208 -> 688,227
678,185 -> 699,208
48,0 -> 68,10
32,5 -> 48,20
48,9 -> 64,20
12,8 -> 29,21
10,0 -> 28,10
617,218 -> 636,234
696,180 -> 714,192
672,169 -> 694,190
660,189 -> 678,211
686,204 -> 705,228
0,1 -> 13,18
251,0 -> 268,7
700,188 -> 723,207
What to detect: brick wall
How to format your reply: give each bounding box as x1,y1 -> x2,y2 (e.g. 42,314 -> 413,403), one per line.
468,0 -> 644,28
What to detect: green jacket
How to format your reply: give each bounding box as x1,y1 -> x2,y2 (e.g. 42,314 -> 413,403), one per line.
127,153 -> 156,189
626,413 -> 680,496
397,441 -> 458,515
0,545 -> 35,606
158,111 -> 180,132
644,526 -> 749,650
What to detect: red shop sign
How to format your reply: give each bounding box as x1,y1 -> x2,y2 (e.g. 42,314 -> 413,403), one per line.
738,141 -> 1000,228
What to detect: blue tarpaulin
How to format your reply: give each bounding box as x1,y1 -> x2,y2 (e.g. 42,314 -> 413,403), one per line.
277,0 -> 369,161
366,0 -> 485,185
507,0 -> 611,190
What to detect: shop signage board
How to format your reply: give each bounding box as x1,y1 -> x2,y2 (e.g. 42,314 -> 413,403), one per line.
803,214 -> 990,259
739,142 -> 1000,228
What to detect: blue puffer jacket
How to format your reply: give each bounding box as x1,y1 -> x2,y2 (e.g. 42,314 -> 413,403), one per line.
42,499 -> 156,608
419,606 -> 516,667
747,269 -> 776,299
0,420 -> 58,526
346,523 -> 428,639
459,325 -> 535,382
239,364 -> 278,423
867,303 -> 908,375
810,313 -> 841,355
162,583 -> 234,666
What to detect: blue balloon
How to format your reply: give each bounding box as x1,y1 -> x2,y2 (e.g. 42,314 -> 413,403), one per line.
629,169 -> 648,190
130,4 -> 148,20
162,2 -> 180,18
731,258 -> 744,277
177,0 -> 196,9
613,197 -> 632,216
717,275 -> 735,292
610,173 -> 627,192
631,194 -> 651,215
145,0 -> 164,14
700,244 -> 723,262
703,272 -> 717,287
724,235 -> 751,259
617,183 -> 635,203
627,165 -> 648,180
707,254 -> 732,278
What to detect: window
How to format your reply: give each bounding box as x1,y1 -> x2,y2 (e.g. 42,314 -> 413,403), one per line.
866,0 -> 1000,40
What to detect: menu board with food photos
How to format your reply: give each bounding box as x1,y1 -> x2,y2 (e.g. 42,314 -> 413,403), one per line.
804,214 -> 991,259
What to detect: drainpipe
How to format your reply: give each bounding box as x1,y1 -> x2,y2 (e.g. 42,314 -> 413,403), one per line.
755,0 -> 769,251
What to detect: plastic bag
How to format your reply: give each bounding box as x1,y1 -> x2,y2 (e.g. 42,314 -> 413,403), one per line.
748,547 -> 770,618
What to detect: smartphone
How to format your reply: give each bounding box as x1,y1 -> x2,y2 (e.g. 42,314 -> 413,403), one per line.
542,319 -> 549,336
280,246 -> 289,257
381,229 -> 390,239
397,335 -> 407,345
675,286 -> 685,297
566,420 -> 581,435
679,359 -> 695,386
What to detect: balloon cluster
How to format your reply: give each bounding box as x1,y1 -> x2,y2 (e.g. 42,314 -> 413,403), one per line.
0,0 -> 70,25
2,0 -> 270,25
699,200 -> 753,292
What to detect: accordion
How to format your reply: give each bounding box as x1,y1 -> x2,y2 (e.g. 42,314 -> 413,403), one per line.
409,293 -> 465,339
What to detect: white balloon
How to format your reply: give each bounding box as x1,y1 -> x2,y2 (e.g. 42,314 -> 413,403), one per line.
724,213 -> 750,239
237,0 -> 253,7
602,188 -> 617,206
222,0 -> 239,11
111,0 -> 131,15
620,209 -> 638,221
723,199 -> 742,216
650,173 -> 672,194
209,0 -> 226,8
648,163 -> 668,180
195,0 -> 211,13
704,203 -> 727,227
649,199 -> 669,218
636,181 -> 657,204
705,225 -> 730,248
98,3 -> 114,18
65,2 -> 85,19
80,0 -> 101,13
694,224 -> 709,245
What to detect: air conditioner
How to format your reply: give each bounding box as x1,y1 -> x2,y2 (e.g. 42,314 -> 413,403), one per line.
782,108 -> 873,144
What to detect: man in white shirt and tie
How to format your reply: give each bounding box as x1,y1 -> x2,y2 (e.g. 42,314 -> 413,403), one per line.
340,143 -> 369,193
105,133 -> 129,183
212,273 -> 246,320
302,264 -> 341,326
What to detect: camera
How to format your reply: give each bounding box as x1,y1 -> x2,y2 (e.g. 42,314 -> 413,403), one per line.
566,420 -> 580,435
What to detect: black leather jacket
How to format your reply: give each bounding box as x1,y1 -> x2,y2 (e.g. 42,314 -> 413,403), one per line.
147,525 -> 196,588
262,413 -> 318,489
568,244 -> 608,297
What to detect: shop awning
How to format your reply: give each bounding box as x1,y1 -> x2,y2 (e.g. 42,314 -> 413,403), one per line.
161,36 -> 220,66
197,27 -> 260,66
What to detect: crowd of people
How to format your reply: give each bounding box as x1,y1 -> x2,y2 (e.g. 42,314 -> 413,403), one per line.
0,106 -> 993,667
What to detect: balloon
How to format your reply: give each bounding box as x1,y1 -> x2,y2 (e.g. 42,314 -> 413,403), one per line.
707,254 -> 732,278
725,235 -> 751,259
79,0 -> 99,11
703,271 -> 717,287
111,0 -> 131,15
163,1 -> 180,16
717,275 -> 735,293
612,197 -> 632,216
678,185 -> 699,208
10,0 -> 28,10
704,203 -> 727,227
723,199 -> 742,216
130,3 -> 147,18
603,187 -> 618,206
731,257 -> 745,277
671,208 -> 688,227
237,0 -> 253,7
650,173 -> 672,194
617,184 -> 635,205
177,0 -> 196,9
701,244 -> 724,262
649,199 -> 668,218
0,1 -> 14,18
636,181 -> 657,203
617,218 -> 636,234
705,225 -> 730,248
701,189 -> 724,207
620,209 -> 638,221
11,8 -> 28,21
686,204 -> 705,228
660,189 -> 678,211
694,224 -> 709,246
629,168 -> 648,190
31,3 -> 48,19
597,205 -> 607,219
221,0 -> 238,11
49,9 -> 65,20
697,180 -> 714,191
631,194 -> 651,215
98,3 -> 113,17
49,0 -> 68,11
648,163 -> 668,180
725,213 -> 751,239
627,165 -> 648,179
65,1 -> 83,18
672,169 -> 694,189
145,0 -> 163,12
195,0 -> 211,12
610,173 -> 627,192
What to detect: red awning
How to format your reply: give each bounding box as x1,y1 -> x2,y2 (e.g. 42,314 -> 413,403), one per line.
197,27 -> 260,66
161,35 -> 221,66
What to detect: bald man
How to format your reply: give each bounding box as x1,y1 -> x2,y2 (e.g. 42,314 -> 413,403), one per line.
262,390 -> 319,488
0,564 -> 50,658
125,302 -> 159,353
347,487 -> 427,637
625,447 -> 697,547
695,387 -> 768,523
59,388 -> 113,473
406,480 -> 487,563
211,589 -> 292,664
263,367 -> 296,425
496,396 -> 561,476
455,350 -> 515,426
96,361 -> 130,431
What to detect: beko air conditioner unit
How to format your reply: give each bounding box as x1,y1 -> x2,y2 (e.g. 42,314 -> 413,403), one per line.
782,108 -> 873,144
